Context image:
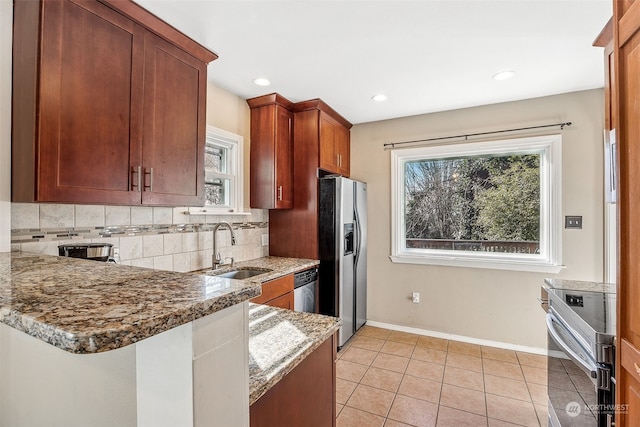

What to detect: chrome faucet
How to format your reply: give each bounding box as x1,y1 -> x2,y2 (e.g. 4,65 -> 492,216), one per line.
212,221 -> 236,269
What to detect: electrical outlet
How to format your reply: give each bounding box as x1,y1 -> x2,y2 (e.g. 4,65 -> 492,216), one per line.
111,246 -> 120,263
261,234 -> 269,246
565,216 -> 583,229
412,292 -> 420,303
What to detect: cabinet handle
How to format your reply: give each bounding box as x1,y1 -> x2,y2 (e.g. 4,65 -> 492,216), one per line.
277,185 -> 283,201
144,167 -> 153,192
338,154 -> 342,167
131,166 -> 142,192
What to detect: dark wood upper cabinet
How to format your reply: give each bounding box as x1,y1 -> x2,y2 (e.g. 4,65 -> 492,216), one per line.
318,111 -> 350,177
268,97 -> 352,260
297,99 -> 352,178
12,0 -> 216,206
247,93 -> 294,209
140,31 -> 208,206
335,124 -> 350,177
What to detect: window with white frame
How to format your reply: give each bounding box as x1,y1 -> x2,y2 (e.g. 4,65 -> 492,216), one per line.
196,126 -> 244,214
390,134 -> 563,273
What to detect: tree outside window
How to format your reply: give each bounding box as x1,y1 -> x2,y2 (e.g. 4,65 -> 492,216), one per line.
404,153 -> 541,254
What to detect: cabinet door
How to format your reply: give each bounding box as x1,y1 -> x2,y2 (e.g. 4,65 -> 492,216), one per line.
250,105 -> 275,209
335,124 -> 350,177
30,0 -> 144,204
249,104 -> 293,209
265,292 -> 293,310
274,106 -> 294,208
141,32 -> 207,206
319,112 -> 350,176
250,274 -> 294,305
319,113 -> 339,173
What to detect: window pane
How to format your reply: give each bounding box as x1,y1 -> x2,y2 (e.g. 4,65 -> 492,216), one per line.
404,153 -> 540,254
204,178 -> 230,206
205,145 -> 227,174
204,142 -> 231,207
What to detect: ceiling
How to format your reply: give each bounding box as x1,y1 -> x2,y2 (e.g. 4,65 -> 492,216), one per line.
134,0 -> 612,125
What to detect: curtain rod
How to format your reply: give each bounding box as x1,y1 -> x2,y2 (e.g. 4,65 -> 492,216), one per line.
383,121 -> 572,149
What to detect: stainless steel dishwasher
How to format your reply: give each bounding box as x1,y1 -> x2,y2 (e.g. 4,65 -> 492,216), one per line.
293,268 -> 318,313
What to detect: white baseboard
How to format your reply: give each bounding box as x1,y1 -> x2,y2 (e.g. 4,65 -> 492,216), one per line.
364,320 -> 567,359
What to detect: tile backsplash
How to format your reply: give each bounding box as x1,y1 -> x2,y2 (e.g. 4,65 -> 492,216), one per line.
11,203 -> 269,272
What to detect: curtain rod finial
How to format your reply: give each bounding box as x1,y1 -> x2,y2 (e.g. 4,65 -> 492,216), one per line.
561,121 -> 573,130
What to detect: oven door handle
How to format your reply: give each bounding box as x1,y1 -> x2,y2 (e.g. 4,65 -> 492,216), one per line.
546,312 -> 598,378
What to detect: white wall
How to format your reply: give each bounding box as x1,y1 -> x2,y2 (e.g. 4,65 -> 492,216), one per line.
351,89 -> 604,350
206,84 -> 252,209
0,0 -> 12,253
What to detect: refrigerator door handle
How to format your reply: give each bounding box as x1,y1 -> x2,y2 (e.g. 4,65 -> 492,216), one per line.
354,203 -> 361,267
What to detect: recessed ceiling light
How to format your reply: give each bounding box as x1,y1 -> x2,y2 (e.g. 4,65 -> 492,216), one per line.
492,70 -> 516,81
372,94 -> 387,102
252,77 -> 271,87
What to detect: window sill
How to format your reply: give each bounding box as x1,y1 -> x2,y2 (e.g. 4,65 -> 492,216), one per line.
389,254 -> 564,273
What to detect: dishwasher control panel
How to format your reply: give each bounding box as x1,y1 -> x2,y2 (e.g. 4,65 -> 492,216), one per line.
294,268 -> 318,289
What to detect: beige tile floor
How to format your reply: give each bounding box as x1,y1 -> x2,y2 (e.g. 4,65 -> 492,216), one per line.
336,325 -> 548,427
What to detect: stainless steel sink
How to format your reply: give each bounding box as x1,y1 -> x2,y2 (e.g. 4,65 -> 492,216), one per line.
213,269 -> 271,279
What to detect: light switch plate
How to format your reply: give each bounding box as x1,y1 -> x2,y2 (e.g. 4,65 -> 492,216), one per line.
565,216 -> 583,229
261,234 -> 269,246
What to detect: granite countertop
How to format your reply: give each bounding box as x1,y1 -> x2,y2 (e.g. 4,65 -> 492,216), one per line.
198,256 -> 319,283
0,252 -> 261,354
544,278 -> 616,294
248,303 -> 341,405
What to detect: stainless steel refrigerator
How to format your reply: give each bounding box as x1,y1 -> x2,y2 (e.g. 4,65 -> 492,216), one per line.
318,176 -> 367,348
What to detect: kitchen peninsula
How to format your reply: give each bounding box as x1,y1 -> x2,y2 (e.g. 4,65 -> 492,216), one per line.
0,252 -> 339,427
248,304 -> 340,427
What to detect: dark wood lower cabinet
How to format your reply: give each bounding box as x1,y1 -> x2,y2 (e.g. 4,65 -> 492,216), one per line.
263,292 -> 293,310
250,274 -> 294,309
250,334 -> 336,427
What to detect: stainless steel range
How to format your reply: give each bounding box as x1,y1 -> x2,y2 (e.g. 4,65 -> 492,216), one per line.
544,286 -> 616,427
